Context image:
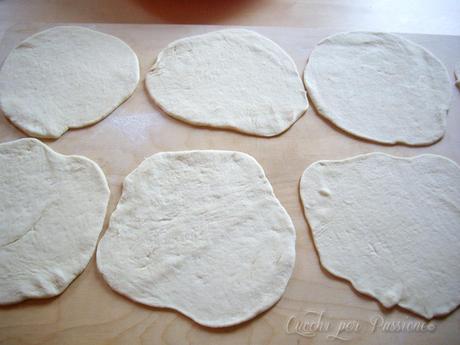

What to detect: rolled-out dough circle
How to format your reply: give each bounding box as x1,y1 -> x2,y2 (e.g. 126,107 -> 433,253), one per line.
304,32 -> 451,145
0,26 -> 140,138
97,150 -> 296,327
0,138 -> 110,304
145,29 -> 308,137
300,153 -> 460,318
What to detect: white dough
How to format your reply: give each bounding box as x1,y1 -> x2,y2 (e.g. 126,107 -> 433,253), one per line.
0,26 -> 139,138
304,32 -> 451,145
145,29 -> 308,137
0,138 -> 110,304
300,153 -> 460,319
97,150 -> 296,327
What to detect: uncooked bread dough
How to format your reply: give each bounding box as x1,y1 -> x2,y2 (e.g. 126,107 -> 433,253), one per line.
0,138 -> 110,304
0,26 -> 139,138
300,153 -> 460,319
97,150 -> 296,327
145,29 -> 308,136
304,32 -> 451,145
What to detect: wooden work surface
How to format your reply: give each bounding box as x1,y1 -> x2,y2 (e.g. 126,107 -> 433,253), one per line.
1,0 -> 460,41
0,24 -> 459,345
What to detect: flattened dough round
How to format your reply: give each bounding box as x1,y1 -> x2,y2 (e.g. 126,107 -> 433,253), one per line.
300,153 -> 460,318
0,26 -> 139,138
0,138 -> 110,304
97,151 -> 296,327
145,29 -> 308,136
304,32 -> 451,145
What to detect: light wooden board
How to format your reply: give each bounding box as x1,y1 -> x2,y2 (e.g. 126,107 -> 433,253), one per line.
1,0 -> 460,41
0,24 -> 459,345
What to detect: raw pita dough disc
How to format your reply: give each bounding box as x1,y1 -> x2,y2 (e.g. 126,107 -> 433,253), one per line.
97,151 -> 296,327
0,138 -> 110,304
300,153 -> 460,318
145,29 -> 308,137
304,32 -> 451,145
0,26 -> 139,138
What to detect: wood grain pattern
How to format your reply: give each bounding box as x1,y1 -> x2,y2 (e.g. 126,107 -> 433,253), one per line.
0,24 -> 459,345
